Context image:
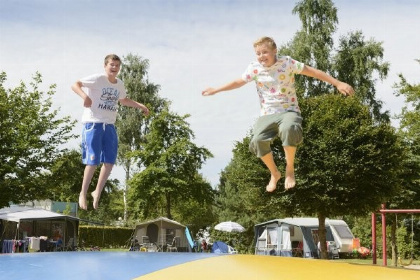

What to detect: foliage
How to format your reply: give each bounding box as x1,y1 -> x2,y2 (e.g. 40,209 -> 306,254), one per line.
116,53 -> 166,174
78,225 -> 133,248
116,54 -> 166,221
334,31 -> 390,121
281,1 -> 390,122
215,136 -> 288,250
280,95 -> 402,217
0,72 -> 76,208
127,106 -> 215,222
44,149 -> 122,223
290,0 -> 337,94
45,149 -> 85,201
392,61 -> 420,208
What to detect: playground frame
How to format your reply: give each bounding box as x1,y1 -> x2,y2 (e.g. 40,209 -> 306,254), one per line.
371,203 -> 420,266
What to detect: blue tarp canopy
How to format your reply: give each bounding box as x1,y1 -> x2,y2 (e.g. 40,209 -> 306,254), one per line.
211,241 -> 229,254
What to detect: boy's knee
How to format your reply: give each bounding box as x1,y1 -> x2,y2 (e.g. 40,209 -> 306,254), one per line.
280,124 -> 303,146
249,137 -> 272,158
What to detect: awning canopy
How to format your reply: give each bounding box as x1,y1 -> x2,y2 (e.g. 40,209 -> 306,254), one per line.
135,217 -> 186,229
0,206 -> 79,223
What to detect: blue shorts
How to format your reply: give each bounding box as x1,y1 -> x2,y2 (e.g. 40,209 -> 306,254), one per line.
82,123 -> 118,165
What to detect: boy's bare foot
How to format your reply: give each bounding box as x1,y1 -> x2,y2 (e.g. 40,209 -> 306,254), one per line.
266,170 -> 281,192
79,193 -> 87,210
91,191 -> 100,210
285,166 -> 296,190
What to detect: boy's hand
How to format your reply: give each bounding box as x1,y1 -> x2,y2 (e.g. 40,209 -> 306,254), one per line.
202,88 -> 216,96
336,82 -> 355,96
140,105 -> 150,116
83,96 -> 92,107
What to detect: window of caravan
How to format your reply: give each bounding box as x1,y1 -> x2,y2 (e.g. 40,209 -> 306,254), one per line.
333,225 -> 353,239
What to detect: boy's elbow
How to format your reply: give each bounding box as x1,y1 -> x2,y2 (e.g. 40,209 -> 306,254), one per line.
71,81 -> 81,90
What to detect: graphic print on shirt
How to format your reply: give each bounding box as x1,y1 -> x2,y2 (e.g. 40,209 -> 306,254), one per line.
98,87 -> 120,112
242,56 -> 304,116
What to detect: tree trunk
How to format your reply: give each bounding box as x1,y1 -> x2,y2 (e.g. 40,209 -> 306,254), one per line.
318,213 -> 328,259
166,193 -> 172,220
123,163 -> 130,223
391,214 -> 398,267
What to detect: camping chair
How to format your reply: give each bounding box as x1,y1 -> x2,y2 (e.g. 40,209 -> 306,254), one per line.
228,245 -> 237,254
166,236 -> 178,252
140,236 -> 150,252
64,238 -> 75,251
292,241 -> 303,257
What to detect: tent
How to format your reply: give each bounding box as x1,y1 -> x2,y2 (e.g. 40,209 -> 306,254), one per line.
254,218 -> 354,258
211,241 -> 229,254
211,241 -> 237,254
134,217 -> 192,252
0,206 -> 79,252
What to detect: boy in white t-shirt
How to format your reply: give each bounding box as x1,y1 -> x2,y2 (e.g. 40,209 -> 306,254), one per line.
202,37 -> 354,193
71,54 -> 149,210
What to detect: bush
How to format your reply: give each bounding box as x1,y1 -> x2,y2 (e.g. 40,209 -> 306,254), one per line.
78,225 -> 133,249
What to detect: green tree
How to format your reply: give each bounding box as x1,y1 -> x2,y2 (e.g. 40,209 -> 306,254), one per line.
128,106 -> 214,221
277,0 -> 390,258
281,0 -> 389,122
287,95 -> 402,258
334,31 -> 390,121
385,59 -> 420,265
116,54 -> 166,222
46,149 -> 85,201
0,72 -> 76,208
215,136 -> 287,251
218,96 -> 402,256
45,149 -> 122,223
289,0 -> 338,94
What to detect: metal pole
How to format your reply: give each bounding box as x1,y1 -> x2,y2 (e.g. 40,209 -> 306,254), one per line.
371,213 -> 377,264
374,206 -> 420,266
381,204 -> 387,266
379,209 -> 420,213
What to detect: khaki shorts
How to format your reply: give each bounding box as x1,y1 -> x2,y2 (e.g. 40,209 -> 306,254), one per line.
249,111 -> 303,157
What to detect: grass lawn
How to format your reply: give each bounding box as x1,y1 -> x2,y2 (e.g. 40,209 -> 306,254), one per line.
334,258 -> 420,267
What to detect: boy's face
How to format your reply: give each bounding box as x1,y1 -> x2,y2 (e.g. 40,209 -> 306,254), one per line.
254,43 -> 277,67
104,59 -> 121,79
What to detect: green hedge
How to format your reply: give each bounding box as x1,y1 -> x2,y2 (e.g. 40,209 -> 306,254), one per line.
78,225 -> 134,249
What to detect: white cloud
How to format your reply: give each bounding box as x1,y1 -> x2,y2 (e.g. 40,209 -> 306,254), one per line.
1,0 -> 419,187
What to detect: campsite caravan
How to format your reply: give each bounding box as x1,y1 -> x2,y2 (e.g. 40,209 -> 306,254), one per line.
254,218 -> 354,258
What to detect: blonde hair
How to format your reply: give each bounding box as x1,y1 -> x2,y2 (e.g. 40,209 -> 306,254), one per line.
253,36 -> 277,50
104,54 -> 121,65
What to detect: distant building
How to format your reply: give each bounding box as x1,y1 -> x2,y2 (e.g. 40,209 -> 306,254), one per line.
21,200 -> 78,217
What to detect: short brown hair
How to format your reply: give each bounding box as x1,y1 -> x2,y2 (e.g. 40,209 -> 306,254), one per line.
253,37 -> 277,50
104,54 -> 121,65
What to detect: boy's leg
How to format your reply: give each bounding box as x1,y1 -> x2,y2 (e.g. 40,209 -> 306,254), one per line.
79,165 -> 97,210
284,146 -> 297,190
249,115 -> 281,192
91,124 -> 118,209
278,112 -> 302,190
91,163 -> 114,210
261,152 -> 281,192
80,123 -> 102,209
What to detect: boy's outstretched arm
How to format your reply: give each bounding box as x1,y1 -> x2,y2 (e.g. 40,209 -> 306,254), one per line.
119,97 -> 150,116
300,65 -> 355,96
202,78 -> 246,96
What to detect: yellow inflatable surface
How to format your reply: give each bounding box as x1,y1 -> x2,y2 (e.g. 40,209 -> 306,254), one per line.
137,254 -> 420,280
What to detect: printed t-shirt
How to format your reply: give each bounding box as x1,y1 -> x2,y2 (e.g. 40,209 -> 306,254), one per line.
80,74 -> 127,124
242,55 -> 304,116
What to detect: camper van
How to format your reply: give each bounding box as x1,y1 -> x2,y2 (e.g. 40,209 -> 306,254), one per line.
254,218 -> 354,258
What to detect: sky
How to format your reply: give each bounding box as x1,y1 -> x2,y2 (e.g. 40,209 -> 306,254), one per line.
1,0 -> 419,187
